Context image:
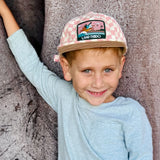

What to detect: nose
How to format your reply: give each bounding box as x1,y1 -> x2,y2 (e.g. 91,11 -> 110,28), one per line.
92,73 -> 105,89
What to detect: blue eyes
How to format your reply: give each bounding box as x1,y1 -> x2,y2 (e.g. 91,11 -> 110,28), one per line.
104,68 -> 112,73
82,68 -> 112,73
83,69 -> 91,73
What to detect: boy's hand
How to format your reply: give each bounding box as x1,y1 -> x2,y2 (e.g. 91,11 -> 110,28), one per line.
0,0 -> 7,17
0,0 -> 20,36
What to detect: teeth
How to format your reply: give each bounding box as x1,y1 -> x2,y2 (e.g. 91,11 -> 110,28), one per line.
93,92 -> 100,95
88,90 -> 106,96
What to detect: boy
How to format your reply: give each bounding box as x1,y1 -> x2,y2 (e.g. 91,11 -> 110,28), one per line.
0,0 -> 153,159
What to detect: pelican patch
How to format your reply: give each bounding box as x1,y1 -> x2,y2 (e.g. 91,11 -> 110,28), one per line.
77,20 -> 106,41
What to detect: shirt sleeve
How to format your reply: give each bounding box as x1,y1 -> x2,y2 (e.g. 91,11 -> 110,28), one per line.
124,103 -> 153,160
7,29 -> 71,112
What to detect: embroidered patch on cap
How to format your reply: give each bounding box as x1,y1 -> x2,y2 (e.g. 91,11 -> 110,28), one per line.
77,20 -> 106,41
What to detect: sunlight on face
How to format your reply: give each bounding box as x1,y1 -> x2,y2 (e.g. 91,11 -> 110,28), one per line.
65,48 -> 125,106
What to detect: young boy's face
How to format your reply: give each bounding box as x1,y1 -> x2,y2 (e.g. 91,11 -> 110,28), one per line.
61,48 -> 125,106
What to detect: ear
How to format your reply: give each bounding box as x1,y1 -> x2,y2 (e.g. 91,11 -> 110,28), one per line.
119,56 -> 126,79
60,57 -> 72,81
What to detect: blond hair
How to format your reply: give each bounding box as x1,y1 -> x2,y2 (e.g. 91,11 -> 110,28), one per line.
63,47 -> 124,65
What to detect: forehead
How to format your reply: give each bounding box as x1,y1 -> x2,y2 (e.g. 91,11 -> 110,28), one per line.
72,48 -> 120,66
75,48 -> 119,60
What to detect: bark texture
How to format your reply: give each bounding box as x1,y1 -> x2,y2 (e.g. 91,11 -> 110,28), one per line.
0,0 -> 58,160
0,0 -> 160,159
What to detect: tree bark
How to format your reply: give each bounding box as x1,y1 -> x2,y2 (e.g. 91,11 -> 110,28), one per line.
0,0 -> 160,159
0,0 -> 58,160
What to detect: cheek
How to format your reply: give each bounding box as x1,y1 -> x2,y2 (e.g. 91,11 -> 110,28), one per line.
107,73 -> 120,86
72,75 -> 89,91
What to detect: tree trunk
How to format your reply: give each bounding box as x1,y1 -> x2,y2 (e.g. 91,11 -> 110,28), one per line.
0,0 -> 160,159
0,0 -> 58,159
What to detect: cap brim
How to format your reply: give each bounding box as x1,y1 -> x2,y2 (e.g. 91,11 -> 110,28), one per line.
58,41 -> 127,56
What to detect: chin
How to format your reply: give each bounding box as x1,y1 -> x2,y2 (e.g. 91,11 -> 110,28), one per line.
87,99 -> 104,106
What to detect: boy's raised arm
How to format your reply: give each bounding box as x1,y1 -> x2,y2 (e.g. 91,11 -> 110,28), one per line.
0,0 -> 19,37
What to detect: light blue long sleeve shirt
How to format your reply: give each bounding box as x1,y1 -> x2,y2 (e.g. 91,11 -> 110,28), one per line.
7,29 -> 153,160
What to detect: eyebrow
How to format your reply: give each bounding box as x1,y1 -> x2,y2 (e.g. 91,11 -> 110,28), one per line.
77,64 -> 117,70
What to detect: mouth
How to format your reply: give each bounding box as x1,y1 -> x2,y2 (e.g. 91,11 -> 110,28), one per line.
87,89 -> 107,97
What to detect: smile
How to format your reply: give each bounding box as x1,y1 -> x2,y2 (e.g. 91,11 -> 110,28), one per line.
87,89 -> 107,97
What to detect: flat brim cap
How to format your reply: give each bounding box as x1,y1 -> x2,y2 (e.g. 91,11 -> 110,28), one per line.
57,12 -> 127,55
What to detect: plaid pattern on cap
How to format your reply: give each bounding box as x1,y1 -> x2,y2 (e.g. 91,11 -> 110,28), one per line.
57,12 -> 127,55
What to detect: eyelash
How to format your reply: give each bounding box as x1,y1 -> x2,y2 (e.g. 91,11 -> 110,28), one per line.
83,69 -> 91,73
104,68 -> 113,73
82,68 -> 113,73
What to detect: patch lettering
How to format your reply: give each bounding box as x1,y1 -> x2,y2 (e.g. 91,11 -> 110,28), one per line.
77,20 -> 106,41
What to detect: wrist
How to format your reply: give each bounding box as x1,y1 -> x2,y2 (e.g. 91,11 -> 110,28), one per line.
0,0 -> 9,18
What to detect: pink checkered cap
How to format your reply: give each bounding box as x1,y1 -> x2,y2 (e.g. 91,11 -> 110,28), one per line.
57,12 -> 127,56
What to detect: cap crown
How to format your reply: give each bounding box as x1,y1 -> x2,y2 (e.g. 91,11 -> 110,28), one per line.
58,12 -> 127,55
